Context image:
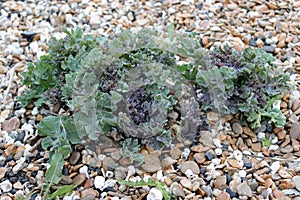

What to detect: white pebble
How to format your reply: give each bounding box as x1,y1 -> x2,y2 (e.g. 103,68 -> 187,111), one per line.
214,148 -> 222,156
257,132 -> 265,140
156,170 -> 164,182
233,150 -> 243,161
79,165 -> 89,179
211,158 -> 221,165
0,180 -> 12,192
213,138 -> 222,148
105,171 -> 114,178
269,145 -> 279,151
31,107 -> 39,116
271,137 -> 278,144
181,148 -> 190,160
147,187 -> 163,200
94,176 -> 105,190
239,170 -> 247,177
270,161 -> 281,174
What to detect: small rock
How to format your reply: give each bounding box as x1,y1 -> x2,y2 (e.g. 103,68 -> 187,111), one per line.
293,176 -> 300,191
233,150 -> 243,161
142,154 -> 162,173
232,123 -> 243,134
249,180 -> 259,191
61,175 -> 73,185
94,176 -> 105,190
13,181 -> 23,190
216,191 -> 230,200
270,161 -> 281,174
72,173 -> 86,185
147,187 -> 163,200
290,122 -> 300,139
0,65 -> 8,74
81,188 -> 97,200
194,153 -> 206,164
227,3 -> 238,10
214,175 -> 227,190
242,127 -> 256,138
251,142 -> 262,152
237,182 -> 252,197
0,167 -> 7,179
207,112 -> 219,121
161,157 -> 177,168
180,161 -> 200,174
279,169 -> 292,179
277,33 -> 287,48
2,117 -> 20,133
170,182 -> 185,198
201,185 -> 212,196
280,145 -> 294,153
170,146 -> 182,159
89,157 -> 102,168
273,190 -> 285,199
69,151 -> 80,165
205,151 -> 214,161
180,178 -> 192,189
0,180 -> 12,192
227,159 -> 243,169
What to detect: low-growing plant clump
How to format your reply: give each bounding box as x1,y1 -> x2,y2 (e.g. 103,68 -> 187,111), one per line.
18,27 -> 291,198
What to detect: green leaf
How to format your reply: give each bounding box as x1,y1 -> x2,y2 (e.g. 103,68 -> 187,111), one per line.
262,138 -> 272,148
38,116 -> 61,137
47,185 -> 77,200
45,153 -> 64,185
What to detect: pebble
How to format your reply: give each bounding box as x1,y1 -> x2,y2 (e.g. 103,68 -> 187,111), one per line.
180,161 -> 200,174
216,191 -> 230,200
214,175 -> 227,190
292,176 -> 300,191
290,122 -> 300,139
0,180 -> 12,192
237,182 -> 252,197
142,154 -> 162,173
270,161 -> 281,174
69,151 -> 81,165
147,187 -> 163,200
232,123 -> 243,134
170,182 -> 185,198
72,173 -> 86,185
2,117 -> 20,133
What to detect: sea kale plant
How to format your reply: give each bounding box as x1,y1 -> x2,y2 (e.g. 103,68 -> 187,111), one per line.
18,27 -> 291,198
197,45 -> 291,128
72,29 -> 202,164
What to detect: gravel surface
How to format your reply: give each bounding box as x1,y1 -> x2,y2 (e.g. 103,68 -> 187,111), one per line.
1,0 -> 300,199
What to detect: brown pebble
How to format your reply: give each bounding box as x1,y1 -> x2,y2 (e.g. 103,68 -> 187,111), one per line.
251,142 -> 261,152
290,122 -> 300,139
277,129 -> 286,140
216,191 -> 230,200
193,153 -> 206,164
191,145 -> 210,153
36,114 -> 43,122
279,179 -> 295,190
278,169 -> 292,179
72,173 -> 86,185
164,177 -> 173,186
273,190 -> 285,199
2,117 -> 20,133
280,135 -> 290,148
291,138 -> 300,151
